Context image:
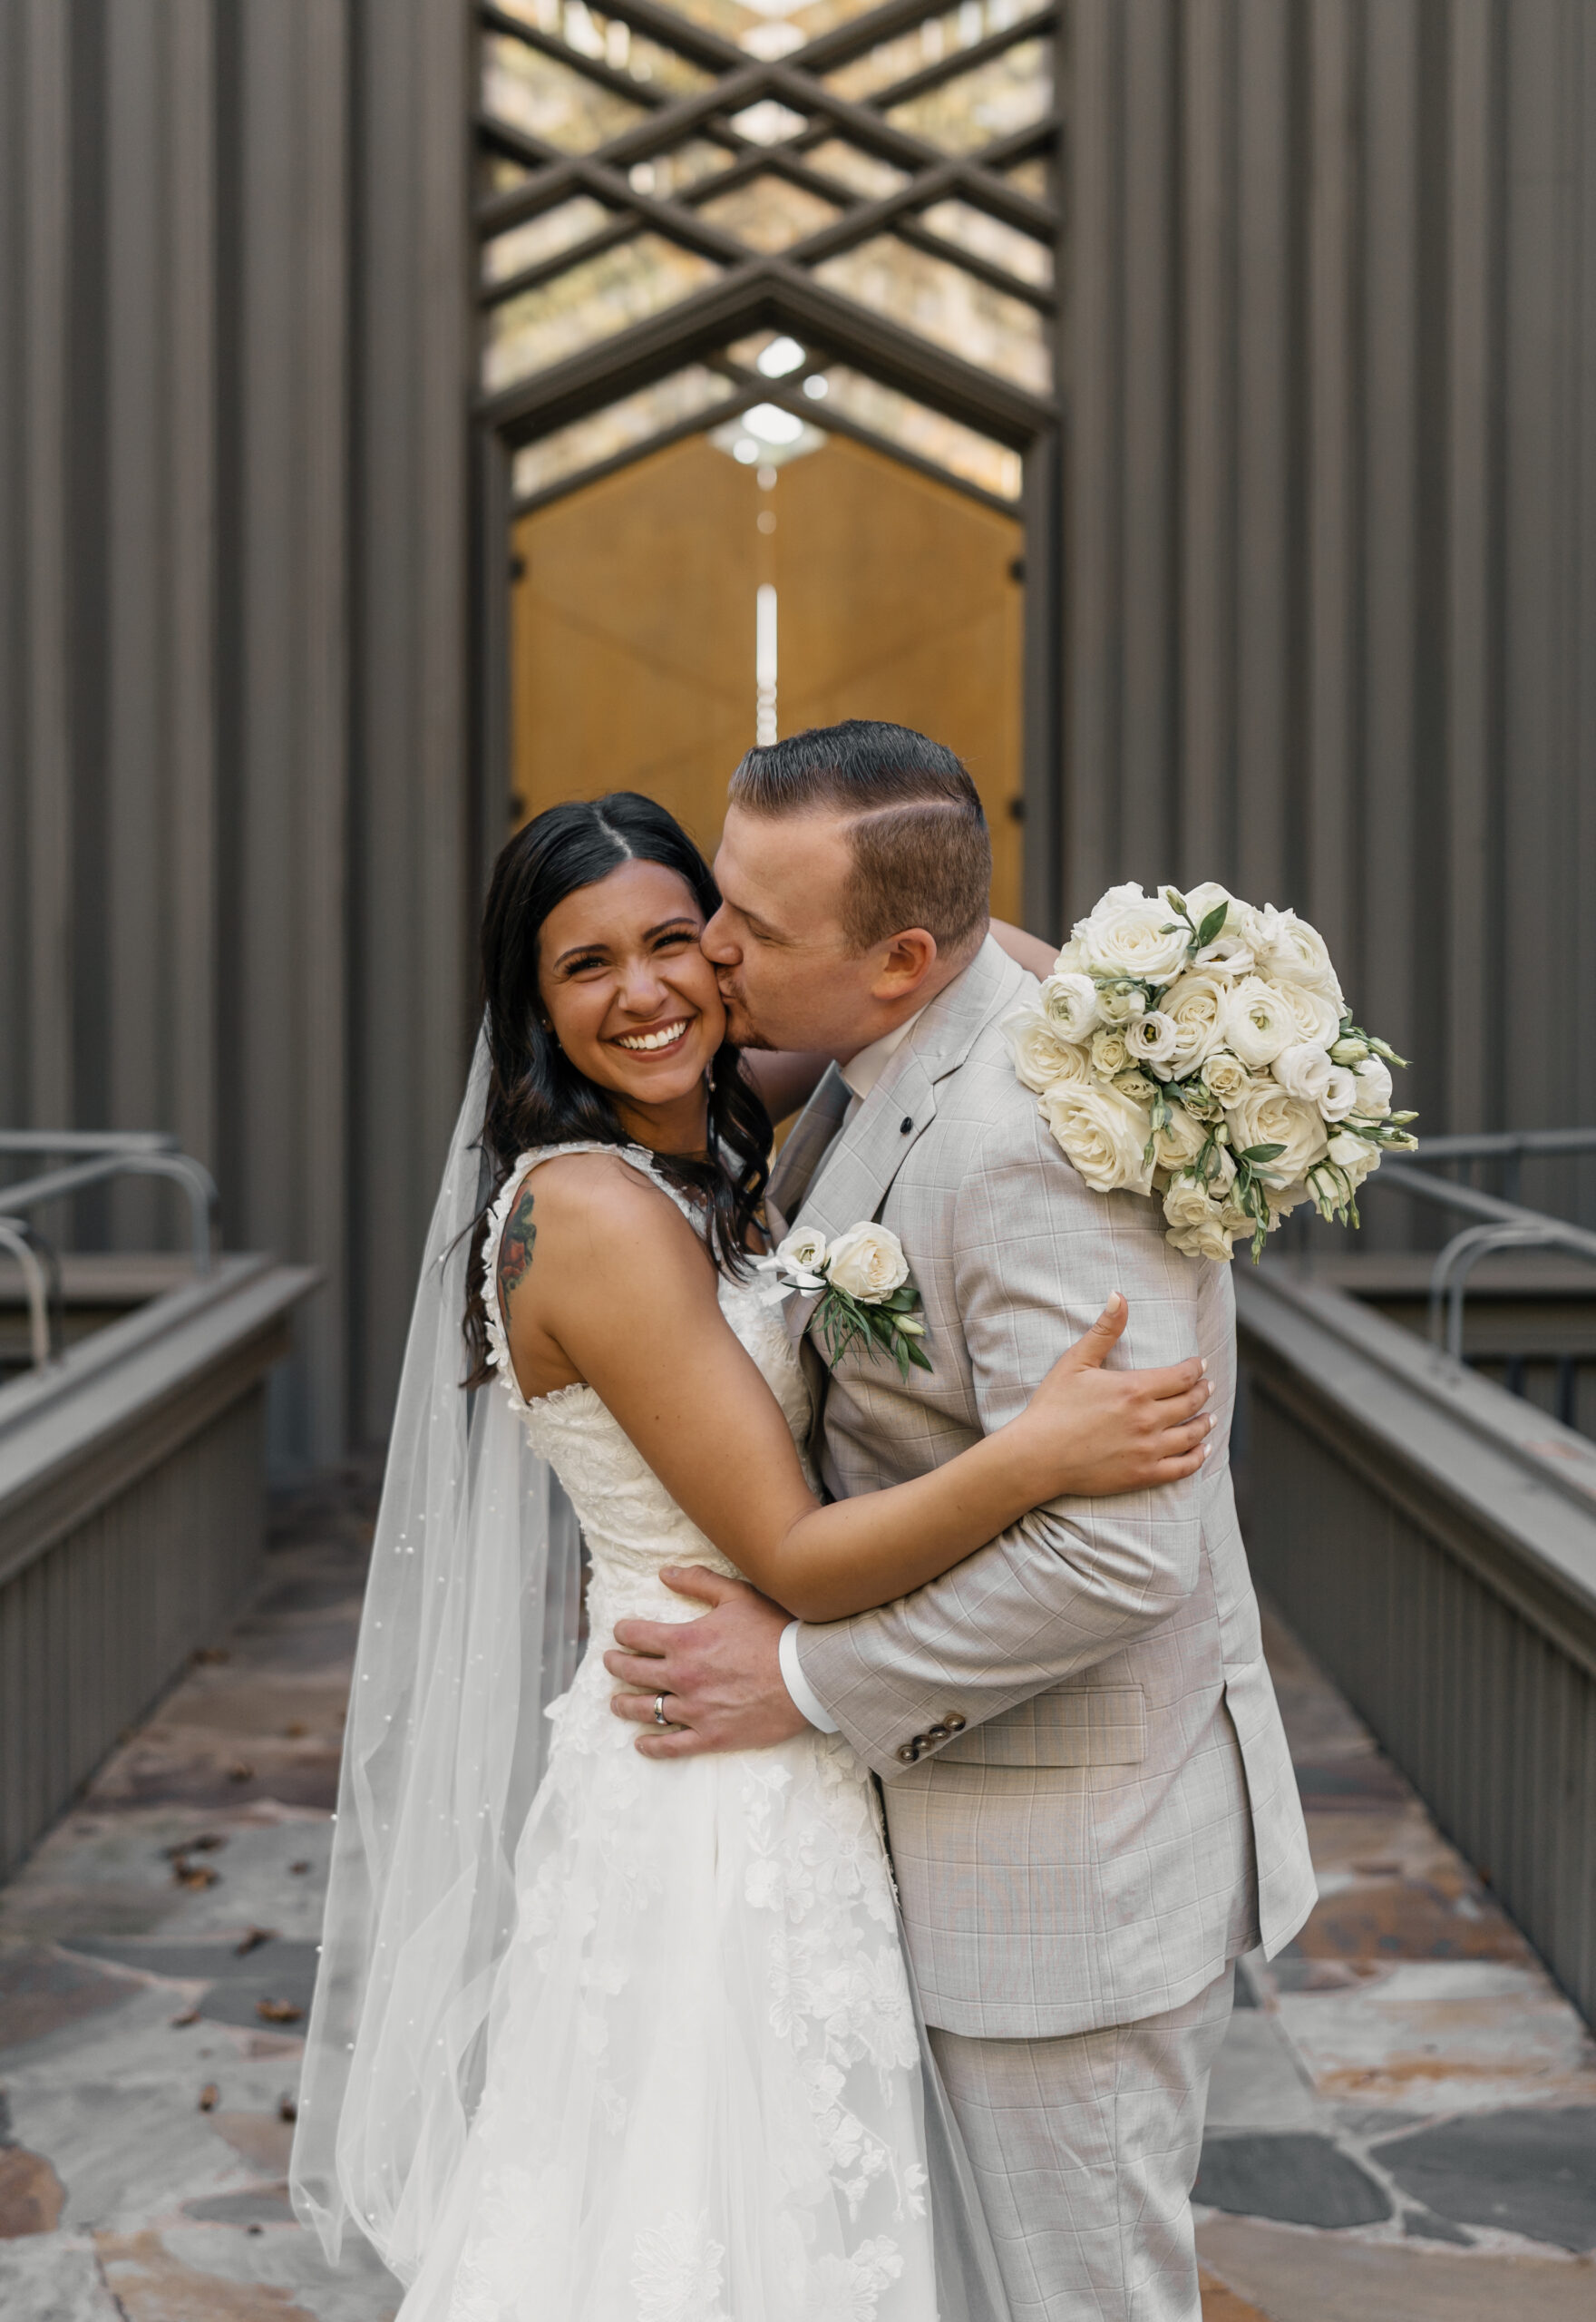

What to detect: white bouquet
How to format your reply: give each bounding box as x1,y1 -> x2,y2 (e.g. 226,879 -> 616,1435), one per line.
1006,882 -> 1416,1261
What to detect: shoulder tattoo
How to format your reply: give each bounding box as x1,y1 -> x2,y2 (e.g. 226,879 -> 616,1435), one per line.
497,1184 -> 537,1306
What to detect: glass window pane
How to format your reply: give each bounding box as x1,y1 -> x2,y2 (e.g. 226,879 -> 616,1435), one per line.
886,36 -> 1053,155
809,366 -> 1022,500
485,237 -> 723,390
628,141 -> 738,199
1001,155 -> 1050,201
826,1 -> 1050,104
813,234 -> 1051,392
483,198 -> 614,287
483,32 -> 648,155
917,199 -> 1053,288
512,366 -> 737,500
488,2 -> 710,99
696,174 -> 842,251
803,140 -> 909,201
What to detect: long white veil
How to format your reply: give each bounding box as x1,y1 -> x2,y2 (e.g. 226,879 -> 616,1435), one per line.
289,1027 -> 582,2278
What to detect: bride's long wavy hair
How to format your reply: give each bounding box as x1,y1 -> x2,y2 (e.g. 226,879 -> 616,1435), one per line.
462,792 -> 773,1387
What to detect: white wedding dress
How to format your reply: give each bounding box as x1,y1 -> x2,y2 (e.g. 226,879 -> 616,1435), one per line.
396,1143 -> 940,2322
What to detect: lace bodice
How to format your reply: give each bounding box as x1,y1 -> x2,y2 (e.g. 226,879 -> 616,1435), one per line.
482,1141 -> 814,1630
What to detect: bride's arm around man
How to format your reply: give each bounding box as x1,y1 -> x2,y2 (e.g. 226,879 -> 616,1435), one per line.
606,718 -> 1316,2322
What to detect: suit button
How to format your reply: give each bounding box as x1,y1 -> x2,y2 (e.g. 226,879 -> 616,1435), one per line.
942,1712 -> 967,1732
926,1724 -> 949,1743
895,1742 -> 920,1763
900,1117 -> 913,1134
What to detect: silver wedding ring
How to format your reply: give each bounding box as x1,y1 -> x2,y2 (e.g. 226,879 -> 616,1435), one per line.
653,1693 -> 669,1729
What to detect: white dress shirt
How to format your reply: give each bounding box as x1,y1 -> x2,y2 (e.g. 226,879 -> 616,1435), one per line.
778,1010 -> 925,1732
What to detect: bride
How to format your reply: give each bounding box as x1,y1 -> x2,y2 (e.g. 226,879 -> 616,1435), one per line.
290,793 -> 1212,2321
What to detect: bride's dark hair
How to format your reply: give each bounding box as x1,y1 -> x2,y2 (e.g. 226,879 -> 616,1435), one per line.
462,792 -> 773,1387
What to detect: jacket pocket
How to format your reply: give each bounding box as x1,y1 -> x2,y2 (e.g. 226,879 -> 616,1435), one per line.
935,1684 -> 1148,1768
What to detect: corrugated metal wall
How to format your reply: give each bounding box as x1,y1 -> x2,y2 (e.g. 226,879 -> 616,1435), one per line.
0,0 -> 474,1462
1056,0 -> 1596,1209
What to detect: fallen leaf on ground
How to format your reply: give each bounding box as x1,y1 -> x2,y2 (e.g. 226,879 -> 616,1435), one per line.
256,1997 -> 303,2024
198,2083 -> 219,2111
170,2008 -> 200,2028
234,1927 -> 277,1956
227,1761 -> 255,1782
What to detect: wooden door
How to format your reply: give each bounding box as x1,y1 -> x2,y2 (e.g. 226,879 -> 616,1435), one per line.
511,431 -> 1024,918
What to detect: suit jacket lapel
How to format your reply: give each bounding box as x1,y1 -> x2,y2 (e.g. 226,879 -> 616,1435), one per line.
766,1062 -> 850,1240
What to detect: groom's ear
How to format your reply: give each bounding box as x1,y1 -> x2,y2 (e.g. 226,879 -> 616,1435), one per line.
871,928 -> 939,1000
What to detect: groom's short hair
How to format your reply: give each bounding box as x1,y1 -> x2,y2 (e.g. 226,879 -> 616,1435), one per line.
728,719 -> 991,955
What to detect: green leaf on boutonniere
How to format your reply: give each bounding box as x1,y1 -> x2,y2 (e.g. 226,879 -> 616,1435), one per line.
1196,902 -> 1230,948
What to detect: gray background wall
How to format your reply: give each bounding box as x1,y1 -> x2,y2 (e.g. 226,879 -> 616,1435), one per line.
3,0 -> 1595,1459
0,0 -> 475,1463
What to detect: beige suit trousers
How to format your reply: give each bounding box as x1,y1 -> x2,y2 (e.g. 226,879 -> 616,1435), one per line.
928,1964 -> 1235,2322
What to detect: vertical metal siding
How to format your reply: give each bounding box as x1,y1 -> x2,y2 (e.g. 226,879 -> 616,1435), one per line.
0,1390 -> 266,1882
1056,0 -> 1596,1216
1245,1378 -> 1596,2022
0,2 -> 472,1461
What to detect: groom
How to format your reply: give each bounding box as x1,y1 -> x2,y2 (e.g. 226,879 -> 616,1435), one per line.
605,720 -> 1315,2319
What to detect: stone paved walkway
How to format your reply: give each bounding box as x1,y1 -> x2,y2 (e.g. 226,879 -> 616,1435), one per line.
2,1474 -> 1593,2319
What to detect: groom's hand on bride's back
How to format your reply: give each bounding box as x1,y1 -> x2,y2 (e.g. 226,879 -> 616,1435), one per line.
1025,1293 -> 1214,1499
605,1568 -> 807,1758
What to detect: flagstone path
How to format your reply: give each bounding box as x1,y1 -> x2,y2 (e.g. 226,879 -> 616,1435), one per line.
1,1470 -> 1592,2319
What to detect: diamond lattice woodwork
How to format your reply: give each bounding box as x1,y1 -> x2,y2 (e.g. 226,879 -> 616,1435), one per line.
476,0 -> 1060,505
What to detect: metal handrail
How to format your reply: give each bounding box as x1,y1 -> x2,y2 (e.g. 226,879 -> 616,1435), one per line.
0,1130 -> 179,1156
1427,1221 -> 1574,1358
0,1222 -> 57,1368
1368,1160 -> 1596,1366
0,1151 -> 219,1273
1404,1127 -> 1596,1206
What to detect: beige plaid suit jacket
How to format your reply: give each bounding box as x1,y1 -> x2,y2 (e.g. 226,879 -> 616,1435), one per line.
768,938 -> 1316,2042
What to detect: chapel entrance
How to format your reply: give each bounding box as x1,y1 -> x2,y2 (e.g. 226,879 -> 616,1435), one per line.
509,426 -> 1025,920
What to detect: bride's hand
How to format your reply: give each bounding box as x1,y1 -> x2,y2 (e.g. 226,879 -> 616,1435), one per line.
1010,1296 -> 1213,1499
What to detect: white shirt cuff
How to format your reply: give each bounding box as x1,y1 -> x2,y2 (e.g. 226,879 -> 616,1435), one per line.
778,1621 -> 840,1733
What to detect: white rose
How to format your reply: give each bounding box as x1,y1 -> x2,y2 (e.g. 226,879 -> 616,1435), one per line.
825,1222 -> 910,1303
1175,879 -> 1237,930
1226,1080 -> 1328,1185
1271,1042 -> 1335,1107
1124,1010 -> 1180,1071
1161,971 -> 1230,1076
1005,1009 -> 1092,1094
1327,1127 -> 1381,1185
1349,1057 -> 1394,1118
1255,904 -> 1343,1000
1153,1098 -> 1208,1173
1163,1173 -> 1240,1262
1095,980 -> 1150,1025
774,1226 -> 829,1278
1036,971 -> 1100,1040
1113,1067 -> 1162,1106
1198,1049 -> 1251,1107
1280,981 -> 1342,1049
1320,1064 -> 1359,1121
1091,1028 -> 1131,1078
1038,1081 -> 1154,1196
1053,935 -> 1089,974
1195,931 -> 1257,977
1073,883 -> 1192,983
1222,976 -> 1299,1069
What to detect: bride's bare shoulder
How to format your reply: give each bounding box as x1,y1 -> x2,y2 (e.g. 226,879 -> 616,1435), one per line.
519,1148 -> 701,1266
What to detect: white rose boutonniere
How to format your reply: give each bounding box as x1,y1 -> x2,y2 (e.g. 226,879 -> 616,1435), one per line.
758,1221 -> 931,1380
